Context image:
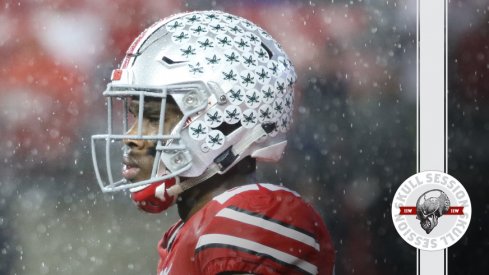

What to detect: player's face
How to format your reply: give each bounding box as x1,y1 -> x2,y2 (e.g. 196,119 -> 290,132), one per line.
122,99 -> 182,182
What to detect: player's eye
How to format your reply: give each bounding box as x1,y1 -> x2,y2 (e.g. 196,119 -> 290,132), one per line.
148,116 -> 161,123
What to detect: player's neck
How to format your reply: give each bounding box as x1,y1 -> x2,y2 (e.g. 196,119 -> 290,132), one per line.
177,170 -> 257,222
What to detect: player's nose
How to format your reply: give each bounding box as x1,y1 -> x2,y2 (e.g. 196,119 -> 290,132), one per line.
123,122 -> 145,149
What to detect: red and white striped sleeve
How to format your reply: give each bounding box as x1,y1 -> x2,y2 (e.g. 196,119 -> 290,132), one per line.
194,184 -> 335,275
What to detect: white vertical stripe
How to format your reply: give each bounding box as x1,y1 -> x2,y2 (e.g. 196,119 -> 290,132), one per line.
419,1 -> 445,172
166,222 -> 184,250
196,233 -> 318,274
418,0 -> 447,274
216,207 -> 319,251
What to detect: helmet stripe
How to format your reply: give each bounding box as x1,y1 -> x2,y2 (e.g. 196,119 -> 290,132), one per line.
121,19 -> 168,69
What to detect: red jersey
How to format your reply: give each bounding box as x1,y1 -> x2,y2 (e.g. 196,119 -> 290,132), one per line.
157,183 -> 335,275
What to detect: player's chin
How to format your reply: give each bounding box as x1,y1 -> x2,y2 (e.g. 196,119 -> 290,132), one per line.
131,170 -> 154,183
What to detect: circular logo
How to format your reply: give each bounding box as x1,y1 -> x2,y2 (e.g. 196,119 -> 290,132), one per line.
391,171 -> 471,251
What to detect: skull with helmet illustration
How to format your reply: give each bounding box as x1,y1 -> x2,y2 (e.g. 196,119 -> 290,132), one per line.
416,189 -> 450,234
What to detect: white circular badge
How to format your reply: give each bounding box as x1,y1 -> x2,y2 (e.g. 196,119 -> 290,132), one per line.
391,171 -> 471,251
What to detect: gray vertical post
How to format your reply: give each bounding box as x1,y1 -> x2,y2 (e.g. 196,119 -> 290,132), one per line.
417,0 -> 447,274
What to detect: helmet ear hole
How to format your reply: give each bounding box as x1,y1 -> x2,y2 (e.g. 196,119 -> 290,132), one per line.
217,156 -> 256,177
214,122 -> 242,136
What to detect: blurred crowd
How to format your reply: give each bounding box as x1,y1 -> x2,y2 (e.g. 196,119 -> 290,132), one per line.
0,0 -> 487,274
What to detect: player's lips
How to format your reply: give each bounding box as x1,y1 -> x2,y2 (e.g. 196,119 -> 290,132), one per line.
122,156 -> 140,180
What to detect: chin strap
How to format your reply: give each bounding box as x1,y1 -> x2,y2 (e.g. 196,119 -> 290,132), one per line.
167,122 -> 276,197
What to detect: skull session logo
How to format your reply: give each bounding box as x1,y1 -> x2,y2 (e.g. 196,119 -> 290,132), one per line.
415,189 -> 452,234
391,171 -> 471,251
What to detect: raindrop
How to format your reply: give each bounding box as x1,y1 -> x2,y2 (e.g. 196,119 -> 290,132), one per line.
40,262 -> 49,274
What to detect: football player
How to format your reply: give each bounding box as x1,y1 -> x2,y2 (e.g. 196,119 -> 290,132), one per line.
91,10 -> 335,275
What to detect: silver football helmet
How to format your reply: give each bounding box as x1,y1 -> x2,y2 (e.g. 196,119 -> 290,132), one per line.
91,10 -> 296,198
